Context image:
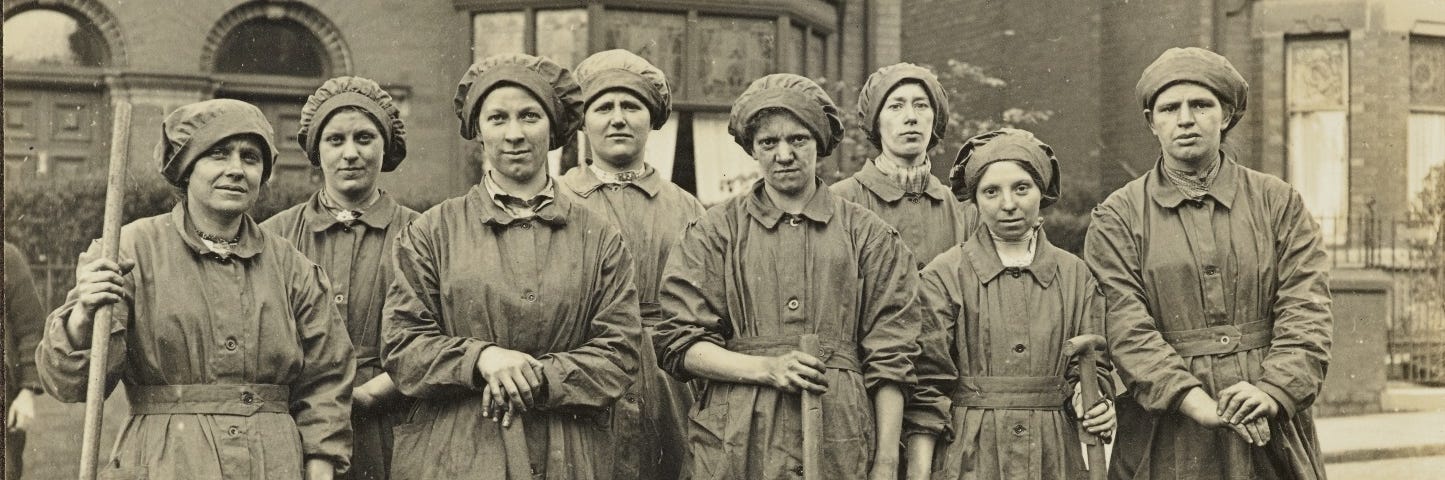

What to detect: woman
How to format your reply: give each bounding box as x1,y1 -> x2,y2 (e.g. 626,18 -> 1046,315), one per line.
36,99 -> 356,479
263,76 -> 417,480
382,53 -> 642,480
654,73 -> 921,480
832,63 -> 979,266
906,129 -> 1115,480
1085,47 -> 1332,479
560,49 -> 705,480
5,241 -> 45,480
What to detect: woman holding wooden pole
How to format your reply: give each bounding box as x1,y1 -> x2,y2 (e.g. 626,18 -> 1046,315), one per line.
36,99 -> 356,479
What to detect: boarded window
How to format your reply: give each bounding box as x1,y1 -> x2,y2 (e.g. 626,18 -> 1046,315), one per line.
1286,37 -> 1350,239
1409,36 -> 1445,209
536,9 -> 588,69
693,16 -> 776,104
472,12 -> 525,63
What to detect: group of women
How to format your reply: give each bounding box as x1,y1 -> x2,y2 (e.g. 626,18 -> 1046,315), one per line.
35,45 -> 1332,480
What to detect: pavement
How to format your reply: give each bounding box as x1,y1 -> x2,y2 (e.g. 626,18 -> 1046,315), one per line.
1316,410 -> 1445,463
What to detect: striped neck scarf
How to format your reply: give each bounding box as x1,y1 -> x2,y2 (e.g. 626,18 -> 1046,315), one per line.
1162,155 -> 1221,201
875,156 -> 933,193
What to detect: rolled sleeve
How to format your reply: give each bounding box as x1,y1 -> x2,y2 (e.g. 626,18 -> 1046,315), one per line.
855,224 -> 921,392
1259,189 -> 1332,417
655,220 -> 730,382
904,256 -> 960,438
288,263 -> 356,473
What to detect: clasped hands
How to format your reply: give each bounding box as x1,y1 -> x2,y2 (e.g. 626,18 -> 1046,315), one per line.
1183,382 -> 1279,446
475,346 -> 546,427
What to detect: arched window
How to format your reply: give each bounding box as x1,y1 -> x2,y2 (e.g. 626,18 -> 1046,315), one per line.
2,7 -> 108,67
214,18 -> 329,78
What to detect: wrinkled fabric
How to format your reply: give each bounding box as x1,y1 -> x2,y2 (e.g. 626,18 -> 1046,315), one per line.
156,99 -> 279,187
298,76 -> 408,171
857,63 -> 950,150
1084,153 -> 1331,480
36,205 -> 356,479
454,54 -> 584,149
951,128 -> 1061,208
262,191 -> 418,480
382,182 -> 642,480
1135,47 -> 1249,131
654,179 -> 921,480
6,242 -> 45,479
574,49 -> 672,129
911,230 -> 1108,479
830,158 -> 980,265
728,74 -> 845,156
559,164 -> 705,480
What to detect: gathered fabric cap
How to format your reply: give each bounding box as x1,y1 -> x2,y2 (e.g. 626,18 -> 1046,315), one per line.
1135,47 -> 1249,132
454,53 -> 583,150
727,73 -> 844,157
156,98 -> 279,187
950,127 -> 1060,208
297,76 -> 408,171
573,49 -> 671,130
857,62 -> 950,150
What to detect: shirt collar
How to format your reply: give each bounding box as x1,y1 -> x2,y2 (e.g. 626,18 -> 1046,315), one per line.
471,177 -> 570,227
171,202 -> 264,260
1147,150 -> 1240,210
563,163 -> 664,198
745,178 -> 835,228
963,227 -> 1058,287
302,190 -> 401,232
854,157 -> 950,203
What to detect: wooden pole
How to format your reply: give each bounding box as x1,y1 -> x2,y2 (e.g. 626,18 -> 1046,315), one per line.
1065,334 -> 1109,480
78,101 -> 131,480
800,334 -> 822,480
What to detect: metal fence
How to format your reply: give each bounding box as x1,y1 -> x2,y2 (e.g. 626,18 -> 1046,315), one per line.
1317,215 -> 1445,385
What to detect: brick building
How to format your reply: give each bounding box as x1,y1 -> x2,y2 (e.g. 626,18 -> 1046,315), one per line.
3,0 -> 908,206
903,0 -> 1445,233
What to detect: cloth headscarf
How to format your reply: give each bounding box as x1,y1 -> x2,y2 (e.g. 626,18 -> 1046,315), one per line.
728,73 -> 844,156
573,49 -> 671,130
297,76 -> 408,171
1135,47 -> 1249,132
857,62 -> 950,150
156,99 -> 278,187
454,53 -> 584,150
950,128 -> 1060,208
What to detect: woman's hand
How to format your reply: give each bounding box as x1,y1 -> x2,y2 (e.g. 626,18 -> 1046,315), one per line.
7,389 -> 36,432
1216,381 -> 1279,425
65,258 -> 134,347
476,346 -> 545,423
1080,397 -> 1116,437
868,457 -> 898,480
762,351 -> 828,394
304,458 -> 335,480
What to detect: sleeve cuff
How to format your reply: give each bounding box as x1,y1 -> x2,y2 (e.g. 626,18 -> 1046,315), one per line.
460,340 -> 493,390
1257,381 -> 1298,418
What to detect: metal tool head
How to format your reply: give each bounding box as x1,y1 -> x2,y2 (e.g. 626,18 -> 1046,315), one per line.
1062,334 -> 1107,358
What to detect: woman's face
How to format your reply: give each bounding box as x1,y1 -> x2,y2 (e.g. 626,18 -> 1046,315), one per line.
975,160 -> 1042,242
877,82 -> 934,160
750,111 -> 818,199
1147,82 -> 1225,167
477,85 -> 551,185
583,90 -> 651,168
318,109 -> 384,200
186,135 -> 266,219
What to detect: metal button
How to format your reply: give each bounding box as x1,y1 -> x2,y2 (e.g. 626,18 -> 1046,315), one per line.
1219,336 -> 1232,345
1014,344 -> 1026,353
520,222 -> 532,229
791,465 -> 804,476
788,217 -> 802,227
1009,268 -> 1021,278
909,196 -> 922,203
224,338 -> 238,351
786,298 -> 800,310
242,392 -> 254,405
334,293 -> 345,304
917,261 -> 927,270
1012,424 -> 1027,435
228,426 -> 240,436
626,393 -> 639,404
525,292 -> 538,303
1203,265 -> 1219,276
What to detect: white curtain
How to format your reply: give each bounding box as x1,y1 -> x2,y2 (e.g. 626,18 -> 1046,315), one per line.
692,112 -> 759,205
1408,113 -> 1445,209
1288,110 -> 1349,240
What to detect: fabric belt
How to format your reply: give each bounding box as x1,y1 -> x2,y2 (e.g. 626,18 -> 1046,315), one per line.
127,384 -> 290,416
1162,320 -> 1272,358
725,335 -> 860,372
950,375 -> 1069,410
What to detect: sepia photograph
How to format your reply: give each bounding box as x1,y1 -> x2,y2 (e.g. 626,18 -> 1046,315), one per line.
3,0 -> 1444,478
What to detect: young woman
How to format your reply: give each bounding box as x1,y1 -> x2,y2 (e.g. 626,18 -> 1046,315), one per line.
263,76 -> 417,480
907,128 -> 1115,480
382,53 -> 641,480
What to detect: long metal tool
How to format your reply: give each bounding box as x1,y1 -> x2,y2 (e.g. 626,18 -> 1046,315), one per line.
1064,334 -> 1109,480
800,334 -> 822,480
